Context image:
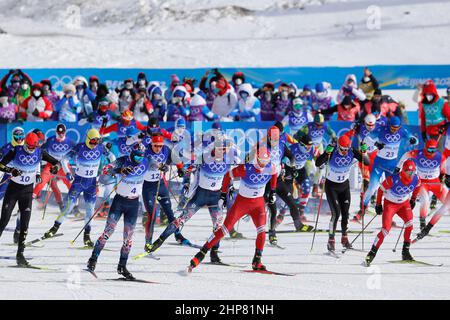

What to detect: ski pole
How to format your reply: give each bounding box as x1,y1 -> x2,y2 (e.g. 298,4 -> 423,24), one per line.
146,176 -> 162,245
310,153 -> 330,252
41,179 -> 54,220
342,214 -> 377,254
70,175 -> 125,245
0,175 -> 12,186
392,224 -> 405,252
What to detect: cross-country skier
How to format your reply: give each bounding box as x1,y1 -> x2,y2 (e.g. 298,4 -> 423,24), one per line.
315,135 -> 369,252
143,134 -> 188,252
0,127 -> 24,201
0,132 -> 61,266
395,139 -> 446,230
87,143 -> 149,280
145,137 -> 239,263
365,159 -> 421,266
32,123 -> 76,211
42,128 -> 114,246
188,147 -> 277,272
281,97 -> 313,136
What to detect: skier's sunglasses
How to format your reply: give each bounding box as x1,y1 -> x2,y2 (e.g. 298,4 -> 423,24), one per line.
427,147 -> 437,153
338,146 -> 350,152
89,138 -> 100,145
152,144 -> 164,149
14,133 -> 24,142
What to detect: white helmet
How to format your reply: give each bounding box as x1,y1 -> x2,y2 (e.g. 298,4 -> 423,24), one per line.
364,114 -> 376,126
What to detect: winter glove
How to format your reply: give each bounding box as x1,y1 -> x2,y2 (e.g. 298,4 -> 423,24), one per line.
375,204 -> 383,215
325,144 -> 334,154
182,183 -> 190,196
66,173 -> 74,182
360,142 -> 368,153
50,164 -> 60,175
268,190 -> 277,204
105,142 -> 112,151
177,168 -> 185,177
375,141 -> 385,150
101,116 -> 109,128
331,135 -> 338,144
218,192 -> 227,210
138,132 -> 145,140
439,173 -> 445,183
439,126 -> 446,135
409,136 -> 418,145
32,108 -> 40,117
159,164 -> 169,173
394,167 -> 401,174
410,199 -> 416,210
292,169 -> 299,179
10,168 -> 22,177
421,131 -> 427,142
121,166 -> 134,175
35,174 -> 42,184
353,122 -> 361,134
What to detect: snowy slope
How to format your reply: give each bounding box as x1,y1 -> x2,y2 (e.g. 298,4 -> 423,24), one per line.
1,190 -> 449,300
0,0 -> 450,68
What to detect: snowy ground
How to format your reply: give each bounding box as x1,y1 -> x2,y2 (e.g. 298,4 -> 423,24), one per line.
1,190 -> 449,300
1,0 -> 450,68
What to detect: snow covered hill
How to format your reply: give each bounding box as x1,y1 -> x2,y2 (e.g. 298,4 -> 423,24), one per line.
0,0 -> 449,68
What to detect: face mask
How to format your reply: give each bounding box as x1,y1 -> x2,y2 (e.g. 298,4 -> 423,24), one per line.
0,97 -> 8,106
364,76 -> 371,82
210,81 -> 217,90
90,83 -> 98,90
235,78 -> 243,86
43,85 -> 50,93
317,91 -> 327,99
33,90 -> 41,97
153,93 -> 161,100
125,83 -> 133,89
173,97 -> 183,104
426,94 -> 434,101
11,80 -> 20,89
281,91 -> 288,100
264,91 -> 272,101
21,83 -> 29,90
139,80 -> 145,86
240,92 -> 249,100
76,85 -> 84,91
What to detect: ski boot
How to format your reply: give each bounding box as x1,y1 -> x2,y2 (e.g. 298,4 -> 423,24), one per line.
268,230 -> 277,245
146,238 -> 163,253
430,194 -> 437,210
175,233 -> 190,246
16,252 -> 30,267
416,223 -> 433,241
229,229 -> 244,239
83,231 -> 94,248
117,264 -> 135,280
370,195 -> 376,205
87,258 -> 97,272
210,247 -> 221,263
312,184 -> 320,198
365,246 -> 378,266
402,242 -> 414,261
190,246 -> 208,270
419,217 -> 426,232
43,222 -> 60,239
327,237 -> 336,252
341,235 -> 353,249
252,249 -> 266,271
13,229 -> 19,244
296,222 -> 314,232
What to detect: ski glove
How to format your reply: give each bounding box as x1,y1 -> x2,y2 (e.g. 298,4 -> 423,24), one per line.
32,108 -> 40,117
101,116 -> 109,127
218,192 -> 227,210
360,142 -> 368,153
50,164 -> 60,175
375,141 -> 385,150
410,199 -> 416,210
121,166 -> 134,175
177,168 -> 185,177
438,126 -> 446,135
375,204 -> 383,215
325,144 -> 334,154
394,167 -> 401,174
66,173 -> 74,182
268,190 -> 277,204
409,136 -> 418,145
35,174 -> 42,184
159,164 -> 169,173
10,168 -> 22,177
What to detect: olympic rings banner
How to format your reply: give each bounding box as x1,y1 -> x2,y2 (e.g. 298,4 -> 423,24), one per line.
2,65 -> 450,92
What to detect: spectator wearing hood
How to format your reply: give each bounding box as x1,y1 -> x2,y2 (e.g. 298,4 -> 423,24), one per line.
40,79 -> 60,107
167,85 -> 190,121
199,69 -> 221,109
0,90 -> 17,123
414,80 -> 450,141
135,72 -> 148,92
89,76 -> 100,95
188,91 -> 218,121
312,82 -> 336,121
254,82 -> 276,121
358,67 -> 379,101
0,69 -> 33,99
230,83 -> 261,122
19,83 -> 53,122
129,87 -> 154,123
211,76 -> 238,121
336,73 -> 366,105
56,83 -> 82,122
273,83 -> 293,122
147,82 -> 167,121
164,74 -> 180,103
299,84 -> 314,108
73,76 -> 96,118
321,95 -> 360,122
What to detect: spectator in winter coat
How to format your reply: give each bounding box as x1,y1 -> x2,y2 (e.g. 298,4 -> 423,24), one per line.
40,79 -> 59,119
273,83 -> 293,122
117,79 -> 136,97
312,82 -> 336,121
230,83 -> 261,122
211,77 -> 238,121
164,74 -> 181,103
254,82 -> 276,121
188,91 -> 218,121
321,95 -> 360,122
360,89 -> 401,121
89,76 -> 100,95
336,74 -> 366,104
167,85 -> 190,121
12,77 -> 31,107
135,72 -> 148,92
358,67 -> 379,101
0,69 -> 32,99
199,70 -> 220,109
56,84 -> 82,122
299,84 -> 314,108
414,79 -> 450,141
0,90 -> 17,123
129,87 -> 154,123
19,83 -> 53,122
73,76 -> 96,119
231,71 -> 245,92
117,88 -> 133,114
147,82 -> 167,121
